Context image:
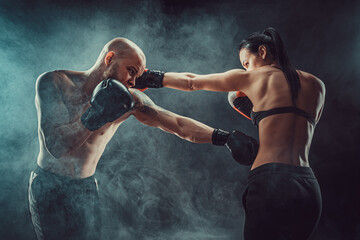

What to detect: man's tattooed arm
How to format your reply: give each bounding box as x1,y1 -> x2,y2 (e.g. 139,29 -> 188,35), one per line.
130,89 -> 213,143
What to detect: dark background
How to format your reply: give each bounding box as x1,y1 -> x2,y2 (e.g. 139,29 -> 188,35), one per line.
0,0 -> 359,239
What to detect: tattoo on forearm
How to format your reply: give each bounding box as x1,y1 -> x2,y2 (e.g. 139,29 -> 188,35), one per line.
132,91 -> 158,115
132,90 -> 175,126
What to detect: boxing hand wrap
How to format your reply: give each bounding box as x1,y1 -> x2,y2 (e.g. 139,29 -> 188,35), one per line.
81,79 -> 134,131
133,69 -> 165,89
230,91 -> 253,120
213,129 -> 258,165
212,128 -> 231,146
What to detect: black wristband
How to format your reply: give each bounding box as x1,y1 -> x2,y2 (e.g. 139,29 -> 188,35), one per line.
133,70 -> 165,89
148,70 -> 165,88
212,128 -> 231,146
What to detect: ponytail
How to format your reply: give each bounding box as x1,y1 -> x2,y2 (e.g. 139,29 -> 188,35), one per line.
239,27 -> 300,105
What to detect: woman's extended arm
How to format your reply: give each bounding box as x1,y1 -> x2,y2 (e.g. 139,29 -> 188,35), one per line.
164,69 -> 250,92
134,69 -> 251,92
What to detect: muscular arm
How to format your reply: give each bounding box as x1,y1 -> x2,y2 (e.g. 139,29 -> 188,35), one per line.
130,89 -> 214,143
162,69 -> 250,92
35,72 -> 92,158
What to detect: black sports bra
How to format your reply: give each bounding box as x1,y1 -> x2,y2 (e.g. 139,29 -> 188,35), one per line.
250,107 -> 316,127
250,66 -> 316,127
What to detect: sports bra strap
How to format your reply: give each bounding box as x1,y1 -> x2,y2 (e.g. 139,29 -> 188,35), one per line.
251,106 -> 316,127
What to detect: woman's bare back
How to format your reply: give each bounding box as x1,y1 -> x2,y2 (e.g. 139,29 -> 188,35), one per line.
246,66 -> 325,169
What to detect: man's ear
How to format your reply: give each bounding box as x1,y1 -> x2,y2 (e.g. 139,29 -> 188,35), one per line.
104,51 -> 115,66
258,45 -> 267,60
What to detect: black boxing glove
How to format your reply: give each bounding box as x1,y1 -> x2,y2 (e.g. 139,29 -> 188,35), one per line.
133,69 -> 165,89
81,79 -> 134,131
228,91 -> 253,120
212,129 -> 258,165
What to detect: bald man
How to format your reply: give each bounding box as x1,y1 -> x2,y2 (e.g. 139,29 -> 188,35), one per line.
28,38 -> 255,240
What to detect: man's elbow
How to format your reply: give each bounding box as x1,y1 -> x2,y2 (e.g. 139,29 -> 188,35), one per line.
176,118 -> 197,142
178,130 -> 197,143
186,134 -> 197,143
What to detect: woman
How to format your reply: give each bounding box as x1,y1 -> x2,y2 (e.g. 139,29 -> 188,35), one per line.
134,27 -> 325,240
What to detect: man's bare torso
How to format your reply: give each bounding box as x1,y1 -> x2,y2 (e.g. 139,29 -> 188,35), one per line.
36,70 -> 131,178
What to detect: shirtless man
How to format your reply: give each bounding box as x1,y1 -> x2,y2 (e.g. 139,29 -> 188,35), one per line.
28,38 -> 257,240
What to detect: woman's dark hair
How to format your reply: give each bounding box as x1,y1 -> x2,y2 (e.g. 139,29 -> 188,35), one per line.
239,27 -> 300,105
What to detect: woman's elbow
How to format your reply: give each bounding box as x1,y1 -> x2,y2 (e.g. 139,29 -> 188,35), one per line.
186,74 -> 199,91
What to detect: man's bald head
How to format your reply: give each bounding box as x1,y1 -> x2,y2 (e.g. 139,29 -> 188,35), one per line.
102,37 -> 145,62
94,38 -> 146,88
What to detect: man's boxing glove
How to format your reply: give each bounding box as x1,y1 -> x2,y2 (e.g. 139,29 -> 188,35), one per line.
133,69 -> 165,89
81,79 -> 134,131
228,91 -> 253,120
212,129 -> 259,165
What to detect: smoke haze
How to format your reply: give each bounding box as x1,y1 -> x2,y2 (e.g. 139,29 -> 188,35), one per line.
0,0 -> 359,239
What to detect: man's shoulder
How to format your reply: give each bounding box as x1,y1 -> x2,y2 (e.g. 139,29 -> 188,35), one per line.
35,71 -> 70,102
36,71 -> 61,90
36,70 -> 74,93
